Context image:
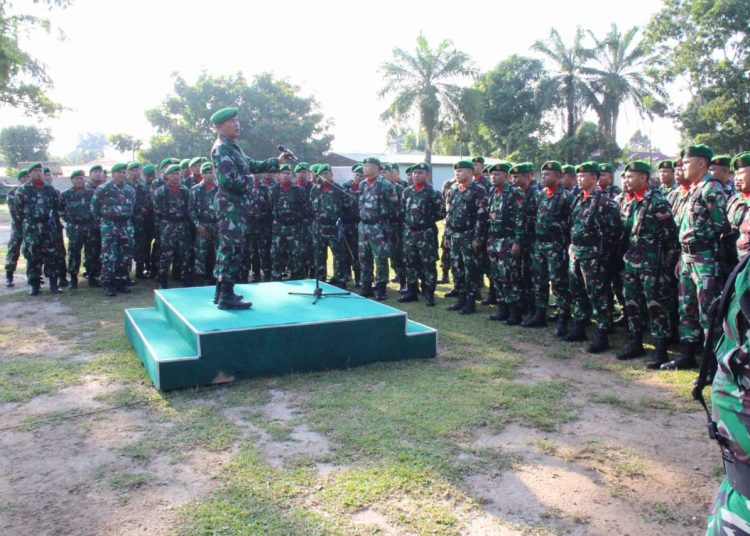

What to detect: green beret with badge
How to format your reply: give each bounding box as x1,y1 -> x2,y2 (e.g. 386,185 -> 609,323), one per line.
454,159 -> 474,170
599,162 -> 614,174
28,162 -> 42,171
294,163 -> 309,173
180,159 -> 190,169
200,162 -> 214,174
576,161 -> 600,174
142,164 -> 156,176
159,158 -> 173,170
127,162 -> 141,170
278,164 -> 292,172
541,160 -> 562,172
164,164 -> 181,175
488,161 -> 513,173
471,156 -> 485,164
683,144 -> 714,160
412,162 -> 431,172
351,163 -> 363,173
657,160 -> 674,170
510,162 -> 533,174
318,163 -> 331,173
732,152 -> 750,171
89,164 -> 103,173
562,164 -> 576,174
711,154 -> 732,167
17,168 -> 29,179
111,162 -> 128,173
405,165 -> 414,174
189,156 -> 203,168
70,169 -> 85,178
210,106 -> 238,125
625,159 -> 651,174
363,157 -> 381,167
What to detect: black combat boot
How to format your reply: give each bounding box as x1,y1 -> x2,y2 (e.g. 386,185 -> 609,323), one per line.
354,270 -> 361,288
5,270 -> 13,288
444,288 -> 459,298
481,284 -> 498,306
447,295 -> 466,311
505,304 -> 522,325
521,307 -> 547,328
69,274 -> 78,289
398,274 -> 406,293
104,284 -> 116,297
116,280 -> 132,294
28,279 -> 40,296
616,332 -> 646,360
459,297 -> 476,315
554,314 -> 569,338
375,282 -> 387,301
135,263 -> 146,279
159,275 -> 169,289
213,282 -> 222,304
669,311 -> 680,344
439,269 -> 450,284
424,284 -> 436,307
217,282 -> 252,310
660,341 -> 697,370
646,338 -> 670,369
49,276 -> 63,294
360,282 -> 374,298
88,275 -> 101,288
587,328 -> 610,353
398,283 -> 419,303
58,275 -> 69,288
489,303 -> 509,321
563,320 -> 587,342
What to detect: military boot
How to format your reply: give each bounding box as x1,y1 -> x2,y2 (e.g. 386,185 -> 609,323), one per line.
424,284 -> 436,307
398,283 -> 419,303
660,341 -> 697,370
481,284 -> 498,306
587,328 -> 610,353
444,287 -> 459,298
505,304 -> 522,325
646,339 -> 670,369
28,279 -> 40,296
375,282 -> 387,301
554,314 -> 569,339
360,282 -> 374,298
88,275 -> 101,288
563,320 -> 587,342
58,275 -> 69,288
5,270 -> 13,288
116,280 -> 132,294
669,311 -> 680,344
69,274 -> 78,289
49,276 -> 63,294
212,282 -> 222,304
354,271 -> 362,288
459,297 -> 476,315
521,307 -> 547,328
489,303 -> 509,321
446,295 -> 466,311
159,275 -> 169,289
217,282 -> 252,310
104,284 -> 116,297
398,274 -> 406,293
616,332 -> 646,360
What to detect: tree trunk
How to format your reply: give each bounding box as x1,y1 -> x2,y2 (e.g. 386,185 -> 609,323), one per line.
566,77 -> 576,138
424,128 -> 433,165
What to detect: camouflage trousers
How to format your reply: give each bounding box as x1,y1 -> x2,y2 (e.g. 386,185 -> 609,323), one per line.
449,233 -> 479,299
706,478 -> 750,535
272,222 -> 303,280
622,256 -> 670,339
65,222 -> 97,276
88,226 -> 102,277
22,221 -> 58,282
4,219 -> 22,272
388,223 -> 405,278
193,222 -> 218,280
313,230 -> 345,284
440,232 -> 451,276
403,227 -> 438,288
487,236 -> 520,304
299,221 -> 314,277
158,221 -> 191,279
340,223 -> 359,282
243,222 -> 271,281
150,217 -> 161,275
100,220 -> 134,285
358,222 -> 390,285
678,252 -> 721,343
532,241 -> 570,313
519,240 -> 534,307
133,215 -> 154,266
605,250 -> 626,316
569,249 -> 611,329
53,220 -> 66,277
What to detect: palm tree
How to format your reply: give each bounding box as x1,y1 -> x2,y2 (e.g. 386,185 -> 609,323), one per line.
379,34 -> 476,163
532,27 -> 593,139
583,24 -> 666,143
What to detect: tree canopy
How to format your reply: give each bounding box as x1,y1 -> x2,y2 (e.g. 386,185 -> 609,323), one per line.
0,125 -> 52,166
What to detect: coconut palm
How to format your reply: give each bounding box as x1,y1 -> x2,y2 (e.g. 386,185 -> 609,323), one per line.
379,34 -> 476,163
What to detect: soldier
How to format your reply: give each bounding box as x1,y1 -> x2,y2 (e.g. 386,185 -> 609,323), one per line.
189,162 -> 219,285
60,169 -> 95,289
710,154 -> 735,198
90,163 -> 136,297
444,160 -> 488,315
126,162 -> 151,280
523,161 -> 574,336
4,168 -> 28,287
598,163 -> 622,198
615,160 -> 680,367
562,164 -> 580,196
564,161 -> 623,352
730,153 -> 750,260
140,164 -> 158,277
398,162 -> 444,306
309,164 -> 349,288
188,157 -> 204,186
84,164 -> 105,287
662,144 -> 728,370
294,162 -> 315,278
153,164 -> 192,288
43,167 -> 68,287
341,163 -> 362,287
358,157 -> 398,301
472,156 -> 493,303
511,162 -> 538,317
270,164 -> 307,281
484,161 -> 524,323
179,159 -> 193,188
440,173 -> 456,286
658,160 -> 677,197
383,164 -> 406,292
243,174 -> 273,282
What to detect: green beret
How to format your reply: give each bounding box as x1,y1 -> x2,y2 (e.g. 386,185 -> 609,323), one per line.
482,164 -> 491,174
412,162 -> 431,172
89,164 -> 103,173
488,161 -> 513,173
576,161 -> 600,174
541,161 -> 562,172
278,164 -> 292,172
318,163 -> 331,173
405,165 -> 414,174
389,163 -> 399,171
17,168 -> 29,179
363,157 -> 381,167
683,144 -> 713,160
510,162 -> 533,174
189,157 -> 203,168
210,106 -> 238,125
200,162 -> 214,174
28,163 -> 42,171
70,169 -> 85,179
180,159 -> 190,169
127,162 -> 141,170
43,166 -> 50,173
159,158 -> 173,170
657,160 -> 674,170
294,163 -> 309,173
351,164 -> 363,173
309,164 -> 321,174
471,156 -> 485,165
599,163 -> 614,174
164,164 -> 181,175
625,160 -> 651,174
142,164 -> 156,176
381,163 -> 392,171
732,152 -> 750,171
562,164 -> 576,174
170,158 -> 181,165
454,160 -> 474,171
111,163 -> 128,173
711,154 -> 732,167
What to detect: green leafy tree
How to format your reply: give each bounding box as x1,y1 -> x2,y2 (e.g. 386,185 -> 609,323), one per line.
549,121 -> 616,163
0,0 -> 70,116
108,133 -> 142,160
379,33 -> 476,163
67,131 -> 107,164
142,72 -> 333,163
0,125 -> 52,166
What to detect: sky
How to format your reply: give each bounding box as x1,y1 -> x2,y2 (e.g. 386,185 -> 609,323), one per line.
1,0 -> 685,160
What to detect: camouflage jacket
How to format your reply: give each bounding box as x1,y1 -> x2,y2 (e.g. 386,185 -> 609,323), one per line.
189,182 -> 219,226
473,175 -> 492,194
732,196 -> 750,258
679,173 -> 728,252
131,179 -> 153,222
15,181 -> 60,224
60,187 -> 94,224
485,182 -> 524,244
519,186 -> 539,243
358,177 -> 399,224
621,188 -> 679,267
309,184 -> 348,235
91,181 -> 136,222
445,181 -> 487,240
534,186 -> 573,244
243,183 -> 273,225
298,180 -> 314,223
340,180 -> 360,224
270,184 -> 307,225
601,184 -> 622,199
153,184 -> 190,222
659,183 -> 677,198
389,179 -> 405,223
569,190 -> 623,259
401,183 -> 444,230
7,185 -> 22,222
211,134 -> 279,198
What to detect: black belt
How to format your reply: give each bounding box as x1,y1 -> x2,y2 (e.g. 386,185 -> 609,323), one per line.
681,242 -> 713,254
723,447 -> 750,497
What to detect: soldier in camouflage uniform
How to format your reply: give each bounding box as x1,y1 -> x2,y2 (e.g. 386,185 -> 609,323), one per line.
243,175 -> 273,282
511,162 -> 538,317
398,162 -> 444,306
483,162 -> 524,323
382,164 -> 406,292
730,153 -> 750,260
523,161 -> 574,336
563,161 -> 623,352
90,163 -> 136,297
596,162 -> 626,326
42,167 -> 68,287
84,164 -> 106,287
658,160 -> 677,197
663,144 -> 729,370
444,160 -> 488,315
341,164 -> 363,287
4,168 -> 28,287
562,164 -> 580,196
60,169 -> 95,289
711,155 -> 739,280
189,162 -> 219,285
309,164 -> 349,287
294,163 -> 315,277
358,157 -> 399,301
154,164 -> 193,288
210,107 -> 287,309
614,160 -> 680,367
440,174 -> 456,286
470,157 -> 493,303
126,162 -> 150,280
711,155 -> 735,198
270,164 -> 307,280
140,164 -> 158,277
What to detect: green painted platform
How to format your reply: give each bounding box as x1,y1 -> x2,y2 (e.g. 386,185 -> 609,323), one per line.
125,280 -> 437,390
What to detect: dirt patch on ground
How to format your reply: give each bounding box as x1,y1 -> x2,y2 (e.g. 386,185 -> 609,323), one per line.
0,298 -> 79,360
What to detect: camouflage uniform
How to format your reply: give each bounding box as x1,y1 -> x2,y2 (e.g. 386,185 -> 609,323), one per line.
90,181 -> 136,288
131,178 -> 153,275
270,184 -> 307,280
445,181 -> 488,300
15,180 -> 60,285
440,178 -> 456,281
734,196 -> 750,260
154,184 -> 192,282
358,177 -> 399,286
485,183 -> 524,304
142,176 -> 157,275
84,180 -> 103,279
297,179 -> 315,277
189,182 -> 219,283
473,175 -> 492,291
401,182 -> 445,290
211,134 -> 278,284
601,184 -> 625,319
4,185 -> 23,277
309,182 -> 349,285
723,192 -> 747,274
388,179 -> 406,286
60,186 -> 96,278
568,191 -> 623,330
340,180 -> 361,284
519,185 -> 539,311
49,187 -> 67,281
243,181 -> 273,281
